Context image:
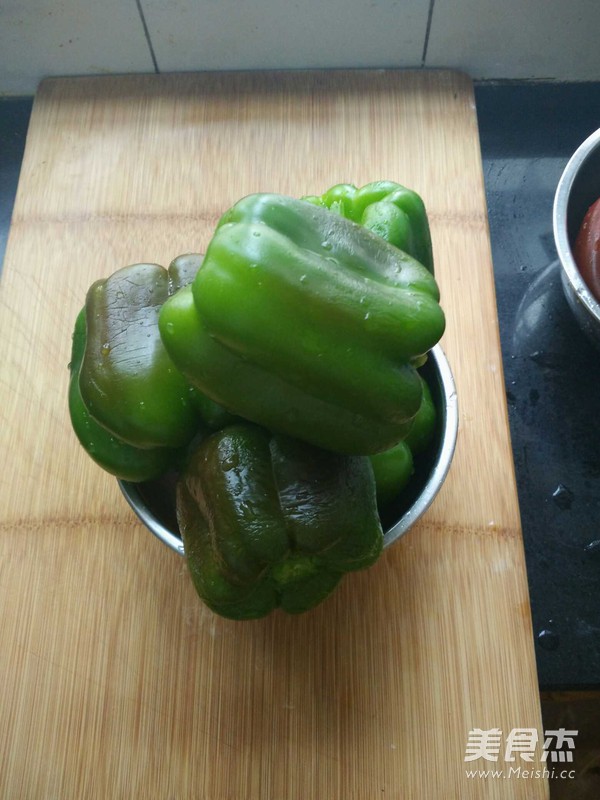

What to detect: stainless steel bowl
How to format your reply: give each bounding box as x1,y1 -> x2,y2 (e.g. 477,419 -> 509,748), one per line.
553,127 -> 600,348
118,344 -> 458,555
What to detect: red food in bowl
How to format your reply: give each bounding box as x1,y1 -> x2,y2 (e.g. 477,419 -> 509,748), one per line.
574,197 -> 600,303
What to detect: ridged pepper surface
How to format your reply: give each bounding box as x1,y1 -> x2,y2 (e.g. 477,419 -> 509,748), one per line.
177,423 -> 384,619
69,257 -> 204,480
160,193 -> 445,455
302,180 -> 434,272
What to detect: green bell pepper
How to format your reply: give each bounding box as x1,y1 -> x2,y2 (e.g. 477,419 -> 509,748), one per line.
169,254 -> 240,432
167,252 -> 204,294
303,180 -> 434,273
404,375 -> 436,455
69,258 -> 216,480
160,193 -> 445,455
370,440 -> 414,508
177,423 -> 383,619
369,374 -> 437,507
68,308 -> 182,481
79,261 -> 201,449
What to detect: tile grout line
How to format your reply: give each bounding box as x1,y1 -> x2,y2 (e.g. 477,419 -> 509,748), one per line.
421,0 -> 436,67
134,0 -> 160,73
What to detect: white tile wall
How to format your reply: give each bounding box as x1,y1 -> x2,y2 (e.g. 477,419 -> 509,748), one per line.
426,0 -> 600,81
1,0 -> 599,95
141,0 -> 429,72
0,0 -> 155,95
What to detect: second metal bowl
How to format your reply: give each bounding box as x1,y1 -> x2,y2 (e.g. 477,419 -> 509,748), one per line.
553,127 -> 600,348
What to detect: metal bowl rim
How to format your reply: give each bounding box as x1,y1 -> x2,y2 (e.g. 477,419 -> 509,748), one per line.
552,126 -> 600,323
382,343 -> 458,547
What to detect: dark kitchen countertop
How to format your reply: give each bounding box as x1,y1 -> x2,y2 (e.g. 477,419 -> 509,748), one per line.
1,79 -> 599,692
475,82 -> 600,691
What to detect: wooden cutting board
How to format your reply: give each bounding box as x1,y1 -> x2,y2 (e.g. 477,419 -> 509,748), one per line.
0,71 -> 547,799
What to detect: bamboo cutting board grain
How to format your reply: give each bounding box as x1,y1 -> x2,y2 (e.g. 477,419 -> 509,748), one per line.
0,71 -> 547,799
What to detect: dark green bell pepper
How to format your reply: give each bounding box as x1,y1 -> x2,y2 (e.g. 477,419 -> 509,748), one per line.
69,258 -> 217,480
303,180 -> 434,273
167,252 -> 204,294
160,193 -> 445,455
177,423 -> 383,619
70,255 -> 239,479
68,308 -> 182,481
79,261 -> 201,449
